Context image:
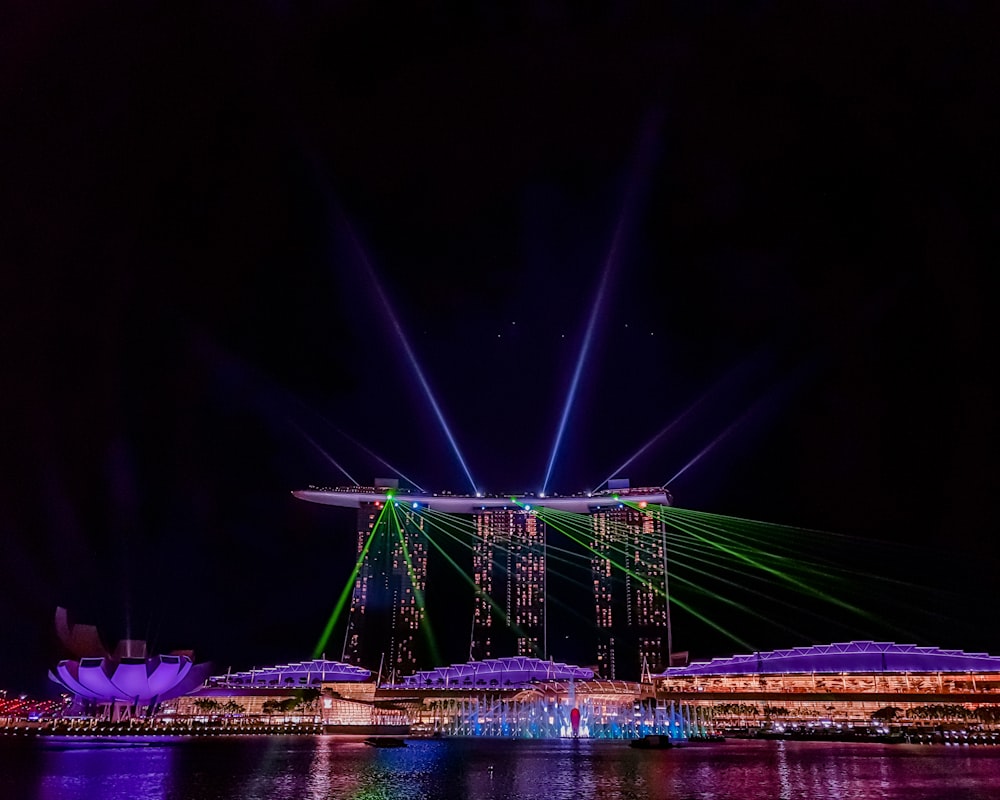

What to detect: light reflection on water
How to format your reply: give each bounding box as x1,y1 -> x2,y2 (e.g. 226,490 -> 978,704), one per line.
2,736 -> 1000,800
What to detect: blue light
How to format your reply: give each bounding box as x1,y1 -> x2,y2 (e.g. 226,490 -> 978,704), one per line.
291,423 -> 358,485
541,127 -> 654,494
412,502 -> 419,509
345,222 -> 478,494
665,405 -> 756,487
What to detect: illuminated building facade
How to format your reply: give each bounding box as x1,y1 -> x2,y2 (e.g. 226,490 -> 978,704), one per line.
295,484 -> 671,677
590,494 -> 670,679
380,657 -> 687,740
343,492 -> 428,679
654,641 -> 1000,733
168,659 -> 408,731
471,509 -> 546,659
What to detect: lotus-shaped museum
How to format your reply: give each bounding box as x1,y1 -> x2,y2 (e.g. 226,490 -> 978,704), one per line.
49,654 -> 212,705
48,607 -> 211,713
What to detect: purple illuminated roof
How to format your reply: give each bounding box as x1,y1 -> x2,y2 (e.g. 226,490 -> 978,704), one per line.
213,659 -> 371,687
658,641 -> 1000,677
49,654 -> 212,703
388,656 -> 593,688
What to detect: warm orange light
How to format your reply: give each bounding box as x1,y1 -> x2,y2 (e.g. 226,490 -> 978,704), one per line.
639,501 -> 647,508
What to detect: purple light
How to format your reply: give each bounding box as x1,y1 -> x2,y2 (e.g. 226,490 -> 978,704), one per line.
389,656 -> 593,688
595,352 -> 767,492
345,223 -> 478,494
658,641 -> 1000,677
291,421 -> 358,485
50,655 -> 212,703
213,658 -> 370,686
541,237 -> 614,495
665,416 -> 744,487
542,118 -> 659,494
595,393 -> 708,492
664,374 -> 791,488
332,424 -> 426,493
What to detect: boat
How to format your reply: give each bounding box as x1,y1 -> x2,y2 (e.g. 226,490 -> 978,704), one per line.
363,736 -> 407,748
629,735 -> 675,749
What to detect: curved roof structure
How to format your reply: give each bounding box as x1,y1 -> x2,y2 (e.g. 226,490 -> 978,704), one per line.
658,641 -> 1000,677
388,657 -> 593,688
293,488 -> 671,515
212,659 -> 371,687
49,655 -> 212,704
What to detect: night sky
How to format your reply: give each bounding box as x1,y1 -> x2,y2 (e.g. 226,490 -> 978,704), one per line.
2,2 -> 997,693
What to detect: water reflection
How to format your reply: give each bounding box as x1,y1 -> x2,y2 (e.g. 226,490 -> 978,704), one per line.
1,737 -> 1000,800
34,739 -> 178,800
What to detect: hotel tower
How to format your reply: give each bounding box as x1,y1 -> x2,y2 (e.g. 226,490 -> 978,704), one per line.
590,489 -> 671,679
342,482 -> 428,679
470,508 -> 546,660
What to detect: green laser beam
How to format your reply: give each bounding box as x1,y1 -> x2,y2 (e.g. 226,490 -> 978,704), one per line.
416,511 -> 531,642
312,500 -> 388,659
660,509 -> 875,622
389,502 -> 441,665
420,507 -> 594,588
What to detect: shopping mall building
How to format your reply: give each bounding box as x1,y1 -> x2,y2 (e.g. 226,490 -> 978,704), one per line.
158,642 -> 1000,738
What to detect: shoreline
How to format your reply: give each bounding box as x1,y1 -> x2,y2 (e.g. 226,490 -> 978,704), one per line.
3,722 -> 1000,746
0,722 -> 409,738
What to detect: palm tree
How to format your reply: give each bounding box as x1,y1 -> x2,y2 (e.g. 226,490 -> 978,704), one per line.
221,700 -> 243,725
193,699 -> 220,720
872,706 -> 901,722
261,699 -> 281,723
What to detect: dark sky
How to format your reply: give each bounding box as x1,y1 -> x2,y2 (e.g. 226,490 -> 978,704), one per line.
2,2 -> 997,693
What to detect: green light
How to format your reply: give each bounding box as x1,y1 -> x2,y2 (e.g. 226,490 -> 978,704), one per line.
312,501 -> 388,659
535,505 -> 754,651
420,506 -> 592,590
389,503 -> 440,665
418,514 -> 530,640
